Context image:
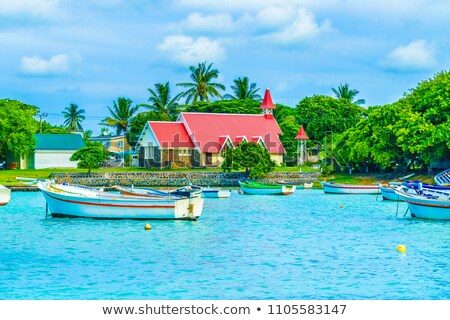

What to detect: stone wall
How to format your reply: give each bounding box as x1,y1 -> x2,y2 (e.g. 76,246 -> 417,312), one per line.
51,171 -> 320,187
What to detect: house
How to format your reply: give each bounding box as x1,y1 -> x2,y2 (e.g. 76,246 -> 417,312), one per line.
8,134 -> 86,169
136,88 -> 286,169
88,134 -> 135,164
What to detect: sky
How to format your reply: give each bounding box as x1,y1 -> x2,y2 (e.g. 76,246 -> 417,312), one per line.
1,0 -> 449,134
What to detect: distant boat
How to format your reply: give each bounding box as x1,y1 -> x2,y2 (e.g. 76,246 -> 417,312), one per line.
201,187 -> 231,198
394,185 -> 450,220
239,180 -> 296,195
0,185 -> 11,206
16,177 -> 41,185
37,181 -> 203,220
321,181 -> 380,194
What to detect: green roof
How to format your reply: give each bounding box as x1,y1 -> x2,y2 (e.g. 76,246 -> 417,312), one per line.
35,134 -> 86,150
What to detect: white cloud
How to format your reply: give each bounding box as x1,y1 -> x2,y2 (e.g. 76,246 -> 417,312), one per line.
0,0 -> 59,16
158,35 -> 225,65
382,40 -> 436,71
268,8 -> 331,42
182,12 -> 235,33
255,5 -> 297,28
20,53 -> 75,75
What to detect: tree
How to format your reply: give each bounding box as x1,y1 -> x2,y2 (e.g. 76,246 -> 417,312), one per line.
0,99 -> 39,159
221,142 -> 276,178
40,121 -> 70,134
332,83 -> 365,105
223,76 -> 261,100
102,97 -> 139,135
177,61 -> 225,104
70,142 -> 110,173
295,95 -> 365,142
139,82 -> 183,121
62,103 -> 85,130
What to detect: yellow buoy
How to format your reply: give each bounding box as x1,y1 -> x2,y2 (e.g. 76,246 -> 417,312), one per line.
397,244 -> 406,253
144,224 -> 152,230
340,205 -> 344,208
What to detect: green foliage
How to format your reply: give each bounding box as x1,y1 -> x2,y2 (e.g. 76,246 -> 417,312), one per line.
332,83 -> 365,105
139,82 -> 183,121
295,95 -> 365,142
223,76 -> 261,100
0,99 -> 39,158
102,97 -> 139,135
177,61 -> 226,104
70,143 -> 110,173
62,103 -> 85,130
185,99 -> 261,114
40,121 -> 70,134
221,142 -> 276,178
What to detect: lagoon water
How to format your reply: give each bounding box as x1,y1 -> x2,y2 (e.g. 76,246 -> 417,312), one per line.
1,190 -> 449,300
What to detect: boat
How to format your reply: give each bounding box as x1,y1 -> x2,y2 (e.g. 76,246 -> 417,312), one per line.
394,185 -> 450,220
201,187 -> 231,198
276,181 -> 314,189
115,185 -> 203,199
16,177 -> 41,185
434,168 -> 450,186
238,180 -> 296,195
321,181 -> 380,194
37,181 -> 203,220
379,182 -> 403,200
0,185 -> 11,206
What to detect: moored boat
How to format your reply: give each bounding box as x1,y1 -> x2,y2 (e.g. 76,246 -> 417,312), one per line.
394,186 -> 450,220
37,181 -> 203,220
0,184 -> 11,206
321,181 -> 380,194
434,168 -> 450,186
201,187 -> 231,198
379,182 -> 403,200
239,180 -> 296,195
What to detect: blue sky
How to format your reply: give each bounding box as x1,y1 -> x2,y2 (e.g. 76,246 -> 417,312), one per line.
1,0 -> 449,134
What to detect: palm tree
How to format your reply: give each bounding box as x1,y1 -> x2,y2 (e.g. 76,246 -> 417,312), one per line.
176,61 -> 225,104
332,83 -> 365,105
62,103 -> 85,131
139,82 -> 183,120
223,76 -> 261,100
101,97 -> 139,135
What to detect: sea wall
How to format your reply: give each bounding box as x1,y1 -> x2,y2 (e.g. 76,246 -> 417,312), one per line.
50,171 -> 320,187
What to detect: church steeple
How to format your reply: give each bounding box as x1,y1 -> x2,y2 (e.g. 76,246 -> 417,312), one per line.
259,88 -> 276,117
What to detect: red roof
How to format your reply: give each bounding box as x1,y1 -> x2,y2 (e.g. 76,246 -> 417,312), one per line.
180,112 -> 285,154
294,125 -> 309,140
148,121 -> 194,148
259,88 -> 276,110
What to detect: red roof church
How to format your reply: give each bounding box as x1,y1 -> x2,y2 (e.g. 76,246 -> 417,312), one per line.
137,89 -> 286,168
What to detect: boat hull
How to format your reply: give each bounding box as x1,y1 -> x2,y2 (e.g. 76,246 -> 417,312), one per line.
380,186 -> 401,200
38,183 -> 203,220
202,189 -> 231,198
239,181 -> 296,195
321,182 -> 380,194
395,188 -> 450,220
0,185 -> 11,206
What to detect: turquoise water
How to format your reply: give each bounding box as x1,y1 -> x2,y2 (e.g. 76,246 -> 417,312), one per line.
1,190 -> 449,300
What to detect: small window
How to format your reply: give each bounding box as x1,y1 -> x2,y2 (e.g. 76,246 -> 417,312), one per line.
118,141 -> 124,148
145,147 -> 154,160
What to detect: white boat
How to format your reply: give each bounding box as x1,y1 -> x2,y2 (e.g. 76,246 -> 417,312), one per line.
238,180 -> 296,195
0,185 -> 11,206
37,181 -> 203,220
379,182 -> 403,200
321,181 -> 380,194
201,187 -> 231,198
394,186 -> 450,220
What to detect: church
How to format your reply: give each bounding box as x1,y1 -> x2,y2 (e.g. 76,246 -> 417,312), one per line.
136,88 -> 286,169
